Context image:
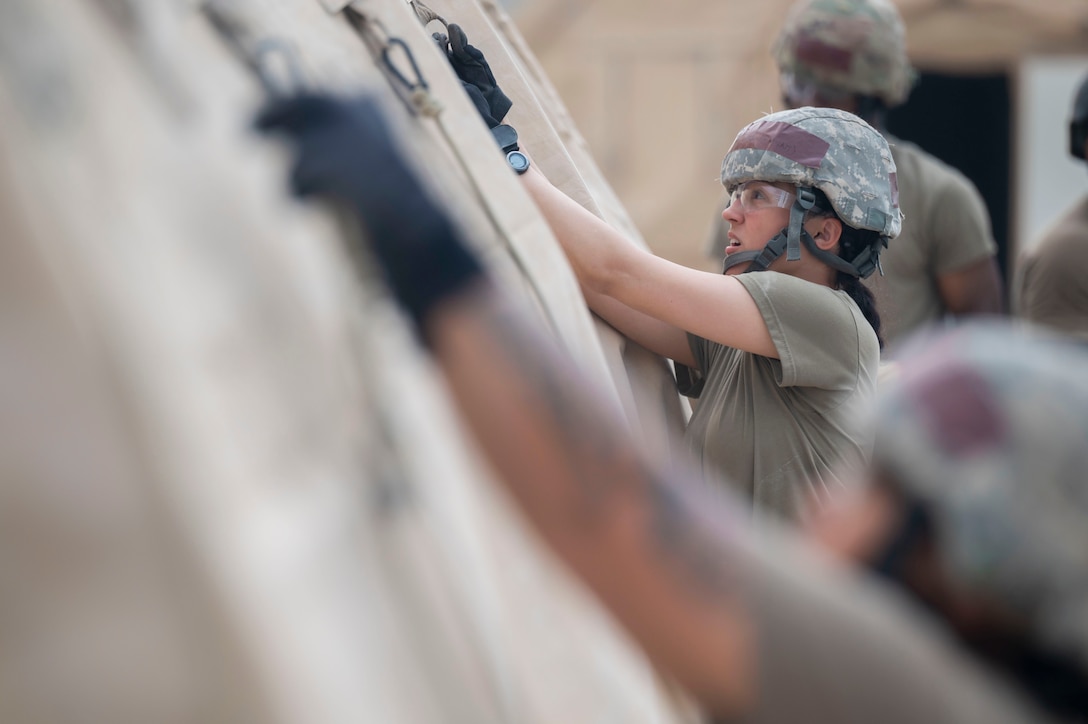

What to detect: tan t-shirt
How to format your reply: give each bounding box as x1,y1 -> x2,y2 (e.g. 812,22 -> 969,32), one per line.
865,137 -> 998,348
1015,195 -> 1088,343
684,272 -> 879,520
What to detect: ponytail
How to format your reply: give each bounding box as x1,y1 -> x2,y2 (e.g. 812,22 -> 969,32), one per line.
807,189 -> 885,349
838,272 -> 884,351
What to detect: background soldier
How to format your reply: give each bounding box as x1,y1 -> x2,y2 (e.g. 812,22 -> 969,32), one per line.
1014,71 -> 1088,343
715,0 -> 1006,349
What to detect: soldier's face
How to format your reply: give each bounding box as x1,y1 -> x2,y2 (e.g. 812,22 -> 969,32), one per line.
720,182 -> 795,275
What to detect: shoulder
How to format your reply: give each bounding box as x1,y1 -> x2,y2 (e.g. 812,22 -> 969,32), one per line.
736,270 -> 859,302
731,273 -> 878,389
736,273 -> 876,351
735,271 -> 846,308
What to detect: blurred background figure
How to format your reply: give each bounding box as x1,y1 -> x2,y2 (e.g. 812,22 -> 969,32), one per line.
1014,71 -> 1088,344
808,321 -> 1088,720
767,0 -> 1006,349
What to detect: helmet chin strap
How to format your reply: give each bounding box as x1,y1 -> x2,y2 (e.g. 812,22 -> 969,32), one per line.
721,187 -> 816,274
721,186 -> 885,278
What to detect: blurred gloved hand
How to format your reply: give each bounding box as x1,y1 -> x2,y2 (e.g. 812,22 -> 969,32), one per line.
255,93 -> 483,337
438,23 -> 512,128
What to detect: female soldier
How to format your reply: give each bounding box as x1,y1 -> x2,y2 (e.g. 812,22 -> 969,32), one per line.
517,106 -> 900,520
806,320 -> 1088,719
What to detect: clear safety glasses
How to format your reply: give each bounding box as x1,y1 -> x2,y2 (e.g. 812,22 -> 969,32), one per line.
728,181 -> 795,213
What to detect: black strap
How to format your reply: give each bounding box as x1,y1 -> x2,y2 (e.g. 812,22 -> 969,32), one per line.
491,123 -> 519,153
786,187 -> 816,261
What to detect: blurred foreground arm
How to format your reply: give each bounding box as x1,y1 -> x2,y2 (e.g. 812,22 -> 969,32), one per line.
256,93 -> 753,715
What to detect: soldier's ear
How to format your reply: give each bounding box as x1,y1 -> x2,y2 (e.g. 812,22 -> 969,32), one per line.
809,216 -> 842,251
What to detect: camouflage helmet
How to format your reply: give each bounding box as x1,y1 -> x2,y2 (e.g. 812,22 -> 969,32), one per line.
774,0 -> 916,108
720,106 -> 900,276
872,321 -> 1088,670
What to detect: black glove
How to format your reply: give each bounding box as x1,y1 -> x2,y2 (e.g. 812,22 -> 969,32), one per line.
441,23 -> 512,129
254,93 -> 483,338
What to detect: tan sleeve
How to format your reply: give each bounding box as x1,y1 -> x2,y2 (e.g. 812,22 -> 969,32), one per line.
925,164 -> 998,275
736,273 -> 875,391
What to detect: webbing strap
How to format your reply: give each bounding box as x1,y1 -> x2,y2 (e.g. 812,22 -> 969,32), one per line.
721,231 -> 787,273
801,231 -> 857,277
786,187 -> 816,261
721,187 -> 815,274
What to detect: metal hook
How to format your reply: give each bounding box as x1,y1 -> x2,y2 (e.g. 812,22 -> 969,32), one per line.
380,36 -> 428,93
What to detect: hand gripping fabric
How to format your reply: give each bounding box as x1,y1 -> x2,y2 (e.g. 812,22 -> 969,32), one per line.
773,0 -> 916,107
720,106 -> 900,277
439,23 -> 512,129
255,94 -> 483,339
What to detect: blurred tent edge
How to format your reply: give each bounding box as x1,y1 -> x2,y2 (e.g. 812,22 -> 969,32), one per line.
0,0 -> 698,723
510,0 -> 1088,284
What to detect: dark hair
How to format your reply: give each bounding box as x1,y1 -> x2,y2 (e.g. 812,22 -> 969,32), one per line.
808,189 -> 885,350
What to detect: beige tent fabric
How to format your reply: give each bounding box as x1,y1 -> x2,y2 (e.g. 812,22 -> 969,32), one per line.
473,0 -> 695,454
0,3 -> 413,722
342,0 -> 692,458
0,113 -> 277,724
0,0 -> 698,721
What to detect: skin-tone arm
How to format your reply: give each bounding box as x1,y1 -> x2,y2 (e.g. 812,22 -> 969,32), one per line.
936,257 -> 1006,317
423,280 -> 755,717
519,165 -> 778,363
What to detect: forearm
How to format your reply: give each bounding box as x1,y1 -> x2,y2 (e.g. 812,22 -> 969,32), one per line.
517,166 -> 698,363
519,165 -> 648,297
423,282 -> 753,715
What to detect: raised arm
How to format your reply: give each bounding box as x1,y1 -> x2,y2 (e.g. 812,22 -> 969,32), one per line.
439,24 -> 776,362
518,164 -> 777,360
